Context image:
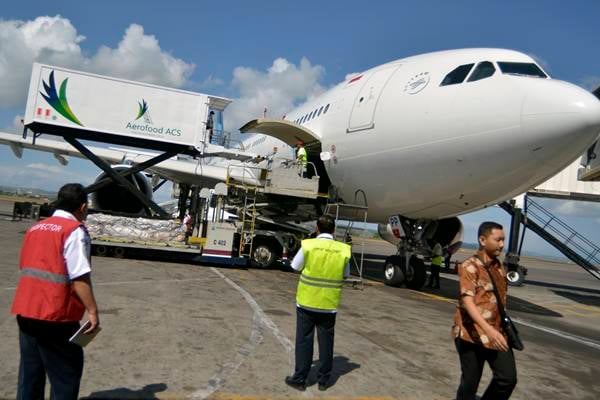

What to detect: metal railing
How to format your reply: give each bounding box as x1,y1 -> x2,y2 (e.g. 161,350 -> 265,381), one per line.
525,197 -> 600,266
225,160 -> 319,189
499,198 -> 600,280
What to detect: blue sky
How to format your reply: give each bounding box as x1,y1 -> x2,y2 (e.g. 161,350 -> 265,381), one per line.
0,1 -> 599,258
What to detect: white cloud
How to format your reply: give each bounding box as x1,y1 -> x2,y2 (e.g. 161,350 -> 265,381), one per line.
539,199 -> 600,218
225,57 -> 326,132
0,16 -> 194,108
0,162 -> 94,191
579,75 -> 600,91
88,24 -> 194,88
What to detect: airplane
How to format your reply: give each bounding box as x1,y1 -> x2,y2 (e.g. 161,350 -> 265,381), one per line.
2,48 -> 600,288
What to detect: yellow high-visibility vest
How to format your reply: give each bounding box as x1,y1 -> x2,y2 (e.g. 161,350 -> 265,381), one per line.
296,238 -> 351,311
297,147 -> 307,165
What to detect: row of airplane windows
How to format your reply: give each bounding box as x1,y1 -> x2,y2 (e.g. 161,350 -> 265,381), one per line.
293,103 -> 331,125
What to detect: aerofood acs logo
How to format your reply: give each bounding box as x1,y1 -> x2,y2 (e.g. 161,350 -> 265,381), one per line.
125,98 -> 183,137
404,72 -> 430,94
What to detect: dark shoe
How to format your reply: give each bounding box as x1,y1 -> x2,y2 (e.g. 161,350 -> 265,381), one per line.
285,376 -> 306,391
318,381 -> 331,391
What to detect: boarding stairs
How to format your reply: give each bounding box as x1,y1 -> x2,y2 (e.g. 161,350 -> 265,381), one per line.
324,190 -> 369,289
499,198 -> 600,280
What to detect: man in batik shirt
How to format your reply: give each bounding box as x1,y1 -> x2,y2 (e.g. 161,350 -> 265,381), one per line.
452,221 -> 517,400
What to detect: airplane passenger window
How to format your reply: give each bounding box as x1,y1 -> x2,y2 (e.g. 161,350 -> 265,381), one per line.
313,109 -> 319,118
440,64 -> 474,86
324,104 -> 330,114
497,62 -> 547,78
467,61 -> 496,82
318,106 -> 324,116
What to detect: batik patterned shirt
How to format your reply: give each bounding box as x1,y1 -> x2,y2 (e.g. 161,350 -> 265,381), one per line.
452,251 -> 507,349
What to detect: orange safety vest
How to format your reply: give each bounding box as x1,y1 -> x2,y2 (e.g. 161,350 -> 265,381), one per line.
12,216 -> 86,322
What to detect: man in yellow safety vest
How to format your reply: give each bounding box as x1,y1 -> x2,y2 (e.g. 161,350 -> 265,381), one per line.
295,141 -> 307,177
285,215 -> 351,392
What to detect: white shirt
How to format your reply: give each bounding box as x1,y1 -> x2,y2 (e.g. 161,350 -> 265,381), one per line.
53,210 -> 92,280
291,233 -> 351,313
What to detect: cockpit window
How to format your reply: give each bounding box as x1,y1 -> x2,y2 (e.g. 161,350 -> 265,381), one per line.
497,62 -> 547,78
467,61 -> 496,82
440,64 -> 474,86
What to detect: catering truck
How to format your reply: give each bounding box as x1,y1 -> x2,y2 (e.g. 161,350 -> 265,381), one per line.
20,63 -> 307,269
24,63 -> 231,153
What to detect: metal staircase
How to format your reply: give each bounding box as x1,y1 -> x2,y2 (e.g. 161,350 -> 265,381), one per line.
499,197 -> 600,280
324,189 -> 369,288
238,187 -> 258,258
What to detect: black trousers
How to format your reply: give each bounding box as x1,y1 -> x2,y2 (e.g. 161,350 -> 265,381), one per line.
17,316 -> 84,400
428,264 -> 440,287
292,307 -> 336,384
455,339 -> 517,400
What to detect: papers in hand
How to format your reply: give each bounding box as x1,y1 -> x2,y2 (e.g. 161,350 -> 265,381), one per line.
69,320 -> 101,347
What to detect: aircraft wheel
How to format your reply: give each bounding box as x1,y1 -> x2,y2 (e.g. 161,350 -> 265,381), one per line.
383,256 -> 404,287
405,257 -> 426,290
507,266 -> 525,286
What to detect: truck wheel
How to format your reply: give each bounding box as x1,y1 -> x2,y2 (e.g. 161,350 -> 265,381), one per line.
405,257 -> 426,290
507,266 -> 525,286
113,247 -> 126,258
95,245 -> 107,257
383,256 -> 404,287
252,243 -> 276,268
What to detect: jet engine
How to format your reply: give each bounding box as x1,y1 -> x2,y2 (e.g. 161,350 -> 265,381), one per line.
90,165 -> 153,215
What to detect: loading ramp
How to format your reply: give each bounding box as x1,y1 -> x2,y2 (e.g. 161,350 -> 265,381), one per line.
499,197 -> 600,281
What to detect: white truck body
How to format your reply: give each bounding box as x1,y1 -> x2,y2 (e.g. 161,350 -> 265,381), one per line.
24,63 -> 231,150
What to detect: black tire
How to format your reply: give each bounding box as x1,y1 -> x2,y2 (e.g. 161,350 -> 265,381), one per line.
507,266 -> 525,286
113,247 -> 126,258
383,256 -> 404,287
251,243 -> 277,268
94,245 -> 108,257
405,256 -> 427,290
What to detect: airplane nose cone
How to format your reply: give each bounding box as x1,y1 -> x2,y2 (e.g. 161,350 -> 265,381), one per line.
521,80 -> 600,147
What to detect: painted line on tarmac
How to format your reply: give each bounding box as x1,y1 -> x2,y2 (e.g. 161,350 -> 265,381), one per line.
197,268 -> 309,399
511,317 -> 600,351
2,277 -> 212,292
192,312 -> 264,400
210,267 -> 294,354
415,290 -> 600,351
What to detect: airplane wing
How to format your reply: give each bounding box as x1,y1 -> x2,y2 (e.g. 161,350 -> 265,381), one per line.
0,131 -> 232,188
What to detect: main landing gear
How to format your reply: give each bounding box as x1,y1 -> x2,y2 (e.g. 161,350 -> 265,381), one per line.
381,215 -> 463,290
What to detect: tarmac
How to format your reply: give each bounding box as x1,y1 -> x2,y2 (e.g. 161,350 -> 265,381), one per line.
1,206 -> 599,399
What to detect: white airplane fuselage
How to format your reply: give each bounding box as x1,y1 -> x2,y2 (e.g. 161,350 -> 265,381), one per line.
247,48 -> 600,222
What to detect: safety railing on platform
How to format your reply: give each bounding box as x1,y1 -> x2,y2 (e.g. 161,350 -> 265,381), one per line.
225,160 -> 319,189
525,197 -> 600,266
